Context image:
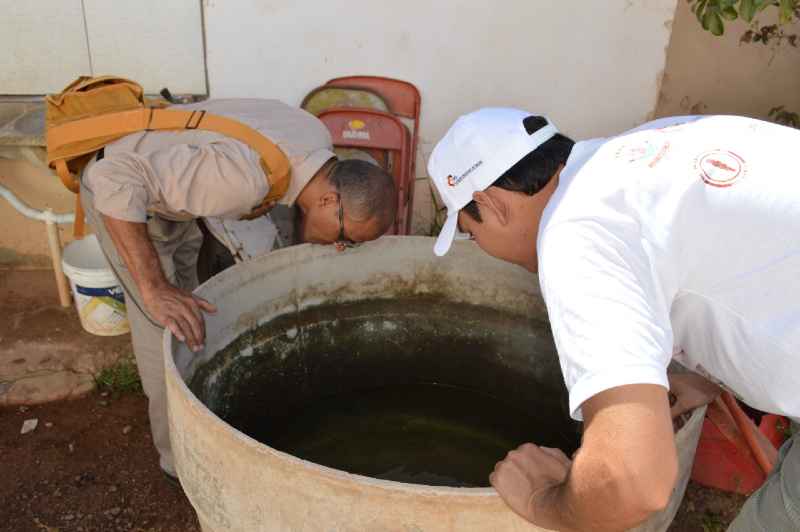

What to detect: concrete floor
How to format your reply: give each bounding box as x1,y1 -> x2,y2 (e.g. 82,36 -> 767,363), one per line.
0,269 -> 130,406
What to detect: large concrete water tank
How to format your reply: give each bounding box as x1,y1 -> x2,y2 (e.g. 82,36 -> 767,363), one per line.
165,237 -> 703,532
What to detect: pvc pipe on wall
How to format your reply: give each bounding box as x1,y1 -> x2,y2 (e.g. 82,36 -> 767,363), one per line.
0,183 -> 75,307
0,183 -> 75,224
45,213 -> 72,307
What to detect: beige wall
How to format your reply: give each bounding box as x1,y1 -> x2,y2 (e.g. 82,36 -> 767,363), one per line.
657,1 -> 800,119
0,159 -> 78,269
205,0 -> 680,235
10,1 -> 797,266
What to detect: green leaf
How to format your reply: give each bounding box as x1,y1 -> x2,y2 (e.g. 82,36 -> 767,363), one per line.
754,0 -> 774,14
739,0 -> 757,21
701,7 -> 712,28
721,5 -> 739,18
696,0 -> 709,23
704,9 -> 726,34
779,0 -> 796,23
769,105 -> 786,117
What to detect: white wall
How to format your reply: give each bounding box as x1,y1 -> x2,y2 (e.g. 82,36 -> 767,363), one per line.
205,0 -> 679,176
0,0 -> 206,95
82,0 -> 207,94
0,0 -> 90,94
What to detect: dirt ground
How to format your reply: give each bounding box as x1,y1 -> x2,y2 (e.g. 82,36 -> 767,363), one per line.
0,270 -> 126,346
0,270 -> 132,406
1,385 -> 747,532
0,391 -> 200,532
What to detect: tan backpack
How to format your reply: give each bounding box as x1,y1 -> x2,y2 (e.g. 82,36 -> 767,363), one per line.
46,76 -> 291,236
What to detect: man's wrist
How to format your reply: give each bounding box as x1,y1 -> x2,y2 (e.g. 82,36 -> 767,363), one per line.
139,275 -> 170,299
527,482 -> 567,530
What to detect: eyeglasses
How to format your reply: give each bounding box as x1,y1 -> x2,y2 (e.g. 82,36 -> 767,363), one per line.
336,194 -> 360,249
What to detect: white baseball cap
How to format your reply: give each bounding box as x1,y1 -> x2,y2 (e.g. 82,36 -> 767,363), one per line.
427,108 -> 558,256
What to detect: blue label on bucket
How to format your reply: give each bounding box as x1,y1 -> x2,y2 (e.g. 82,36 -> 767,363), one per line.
75,285 -> 126,304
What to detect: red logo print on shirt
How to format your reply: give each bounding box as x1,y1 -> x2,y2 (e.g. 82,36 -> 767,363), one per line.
696,150 -> 747,188
614,135 -> 670,168
708,159 -> 737,173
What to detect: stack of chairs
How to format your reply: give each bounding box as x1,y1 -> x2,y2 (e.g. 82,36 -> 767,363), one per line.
301,76 -> 421,235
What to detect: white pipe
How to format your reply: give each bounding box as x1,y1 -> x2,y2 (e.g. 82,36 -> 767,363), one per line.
0,183 -> 75,224
45,211 -> 72,308
0,182 -> 75,307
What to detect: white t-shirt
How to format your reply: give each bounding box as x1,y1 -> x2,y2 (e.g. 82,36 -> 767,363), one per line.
537,115 -> 800,421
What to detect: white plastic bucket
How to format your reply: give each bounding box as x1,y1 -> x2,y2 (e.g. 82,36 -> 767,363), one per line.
62,234 -> 129,336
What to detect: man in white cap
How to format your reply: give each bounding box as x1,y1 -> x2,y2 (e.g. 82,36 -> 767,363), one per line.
428,108 -> 799,531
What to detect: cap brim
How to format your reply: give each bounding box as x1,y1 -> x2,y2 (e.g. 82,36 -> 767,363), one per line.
434,213 -> 459,257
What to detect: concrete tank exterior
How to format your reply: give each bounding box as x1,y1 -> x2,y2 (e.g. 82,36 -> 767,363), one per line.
164,236 -> 704,532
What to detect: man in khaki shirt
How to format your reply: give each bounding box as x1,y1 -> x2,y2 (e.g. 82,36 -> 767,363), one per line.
80,99 -> 397,480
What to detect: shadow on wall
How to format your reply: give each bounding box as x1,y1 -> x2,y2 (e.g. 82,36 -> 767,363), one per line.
0,158 -> 77,269
0,247 -> 51,268
657,0 -> 800,120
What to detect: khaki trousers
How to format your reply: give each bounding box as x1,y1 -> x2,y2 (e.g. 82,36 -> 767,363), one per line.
81,182 -> 202,476
728,428 -> 800,531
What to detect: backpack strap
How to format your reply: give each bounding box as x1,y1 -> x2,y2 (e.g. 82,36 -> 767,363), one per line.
51,159 -> 84,237
47,107 -> 291,205
73,193 -> 86,237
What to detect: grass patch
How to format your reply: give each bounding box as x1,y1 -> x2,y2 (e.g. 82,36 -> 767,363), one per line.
95,356 -> 142,396
427,182 -> 448,237
701,511 -> 726,532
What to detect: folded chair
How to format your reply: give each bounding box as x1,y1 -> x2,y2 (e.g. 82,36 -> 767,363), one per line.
325,76 -> 422,232
317,108 -> 412,235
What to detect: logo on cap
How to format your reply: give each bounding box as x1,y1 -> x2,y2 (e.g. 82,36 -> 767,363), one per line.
696,149 -> 746,188
446,160 -> 483,187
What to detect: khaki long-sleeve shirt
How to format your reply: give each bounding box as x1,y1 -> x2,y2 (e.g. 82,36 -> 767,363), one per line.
84,99 -> 335,222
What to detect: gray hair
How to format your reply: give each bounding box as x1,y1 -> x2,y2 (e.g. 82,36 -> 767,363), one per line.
329,159 -> 398,232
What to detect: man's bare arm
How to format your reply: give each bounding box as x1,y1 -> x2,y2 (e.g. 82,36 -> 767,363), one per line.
668,372 -> 721,418
491,384 -> 678,532
102,215 -> 216,351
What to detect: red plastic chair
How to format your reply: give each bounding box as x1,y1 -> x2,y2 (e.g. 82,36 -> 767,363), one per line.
325,76 -> 421,219
317,108 -> 412,235
300,84 -> 393,173
300,85 -> 390,116
326,76 -> 421,139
